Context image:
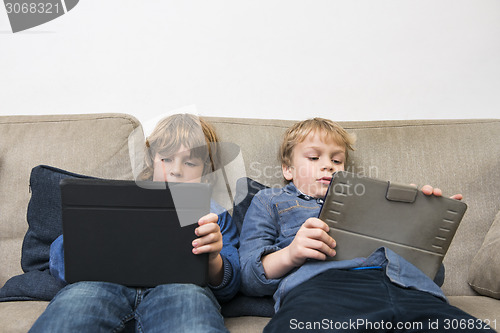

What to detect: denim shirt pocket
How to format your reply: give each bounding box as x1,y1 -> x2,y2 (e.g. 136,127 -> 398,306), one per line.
276,200 -> 320,238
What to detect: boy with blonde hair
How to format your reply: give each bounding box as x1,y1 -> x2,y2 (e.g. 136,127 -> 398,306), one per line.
239,117 -> 492,332
31,114 -> 239,333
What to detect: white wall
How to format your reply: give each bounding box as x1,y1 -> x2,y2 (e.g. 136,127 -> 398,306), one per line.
1,0 -> 499,126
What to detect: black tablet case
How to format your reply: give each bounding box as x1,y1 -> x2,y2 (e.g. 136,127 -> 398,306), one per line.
319,171 -> 467,279
60,178 -> 211,287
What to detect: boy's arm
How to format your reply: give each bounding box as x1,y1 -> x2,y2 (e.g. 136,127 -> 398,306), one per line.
211,209 -> 241,302
261,217 -> 336,279
239,194 -> 284,296
239,194 -> 337,295
192,205 -> 241,302
49,235 -> 67,284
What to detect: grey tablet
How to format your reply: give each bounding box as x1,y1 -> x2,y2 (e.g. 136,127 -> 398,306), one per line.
60,178 -> 211,287
319,171 -> 467,279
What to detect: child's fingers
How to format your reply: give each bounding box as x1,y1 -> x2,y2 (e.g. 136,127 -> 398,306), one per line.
303,217 -> 330,232
421,185 -> 462,199
192,230 -> 222,255
287,218 -> 337,265
302,218 -> 335,247
194,223 -> 222,238
195,221 -> 220,237
289,234 -> 336,263
302,237 -> 336,258
192,242 -> 222,255
421,185 -> 442,196
192,222 -> 222,255
195,216 -> 219,237
197,213 -> 219,226
421,185 -> 433,195
300,227 -> 336,249
294,224 -> 336,258
298,247 -> 330,261
192,232 -> 219,247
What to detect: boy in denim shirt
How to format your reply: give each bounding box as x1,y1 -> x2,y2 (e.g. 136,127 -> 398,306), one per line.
239,118 -> 493,332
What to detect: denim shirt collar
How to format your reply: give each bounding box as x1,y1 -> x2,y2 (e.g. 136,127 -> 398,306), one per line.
283,182 -> 301,196
284,182 -> 325,204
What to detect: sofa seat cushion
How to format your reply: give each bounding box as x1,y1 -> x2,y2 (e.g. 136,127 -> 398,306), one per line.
224,316 -> 271,333
448,296 -> 500,324
0,301 -> 48,333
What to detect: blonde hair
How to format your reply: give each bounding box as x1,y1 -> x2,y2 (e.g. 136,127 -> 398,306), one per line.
138,114 -> 220,181
280,117 -> 356,169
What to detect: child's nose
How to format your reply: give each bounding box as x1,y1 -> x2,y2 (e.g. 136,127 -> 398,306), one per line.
321,158 -> 335,171
170,161 -> 183,177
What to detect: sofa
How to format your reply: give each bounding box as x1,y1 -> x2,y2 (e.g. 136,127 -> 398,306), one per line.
1,113 -> 499,332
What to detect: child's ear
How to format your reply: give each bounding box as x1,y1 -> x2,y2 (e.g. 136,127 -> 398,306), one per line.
282,164 -> 294,181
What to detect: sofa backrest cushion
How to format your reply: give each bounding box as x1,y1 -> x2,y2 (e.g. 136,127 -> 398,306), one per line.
0,166 -> 96,301
0,114 -> 141,287
468,209 -> 500,299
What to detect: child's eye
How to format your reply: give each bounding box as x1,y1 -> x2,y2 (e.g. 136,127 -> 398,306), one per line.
185,161 -> 199,167
333,160 -> 343,164
161,158 -> 173,163
308,157 -> 319,161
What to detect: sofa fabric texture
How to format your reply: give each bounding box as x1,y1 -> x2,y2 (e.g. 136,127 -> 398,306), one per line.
0,166 -> 94,302
468,209 -> 500,299
0,114 -> 499,332
0,114 -> 140,288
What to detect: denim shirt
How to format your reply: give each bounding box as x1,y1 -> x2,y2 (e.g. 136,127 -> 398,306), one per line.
239,182 -> 446,312
50,201 -> 241,303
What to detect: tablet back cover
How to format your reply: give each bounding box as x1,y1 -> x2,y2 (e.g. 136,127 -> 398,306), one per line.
319,171 -> 467,279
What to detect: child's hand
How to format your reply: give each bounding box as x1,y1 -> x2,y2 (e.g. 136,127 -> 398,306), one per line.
417,184 -> 463,201
192,213 -> 222,260
261,218 -> 336,280
285,217 -> 337,267
192,213 -> 224,285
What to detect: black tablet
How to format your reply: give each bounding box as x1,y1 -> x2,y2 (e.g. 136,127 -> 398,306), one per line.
60,178 -> 211,287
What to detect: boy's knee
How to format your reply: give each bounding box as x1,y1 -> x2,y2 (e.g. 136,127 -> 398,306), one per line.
55,281 -> 95,298
153,283 -> 204,297
150,284 -> 218,307
54,281 -> 123,302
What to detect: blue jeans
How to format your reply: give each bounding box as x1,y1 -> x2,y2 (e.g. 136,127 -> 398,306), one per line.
29,282 -> 228,333
264,269 -> 495,333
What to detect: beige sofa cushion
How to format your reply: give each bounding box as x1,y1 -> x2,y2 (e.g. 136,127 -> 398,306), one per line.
468,210 -> 500,299
0,114 -> 141,287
